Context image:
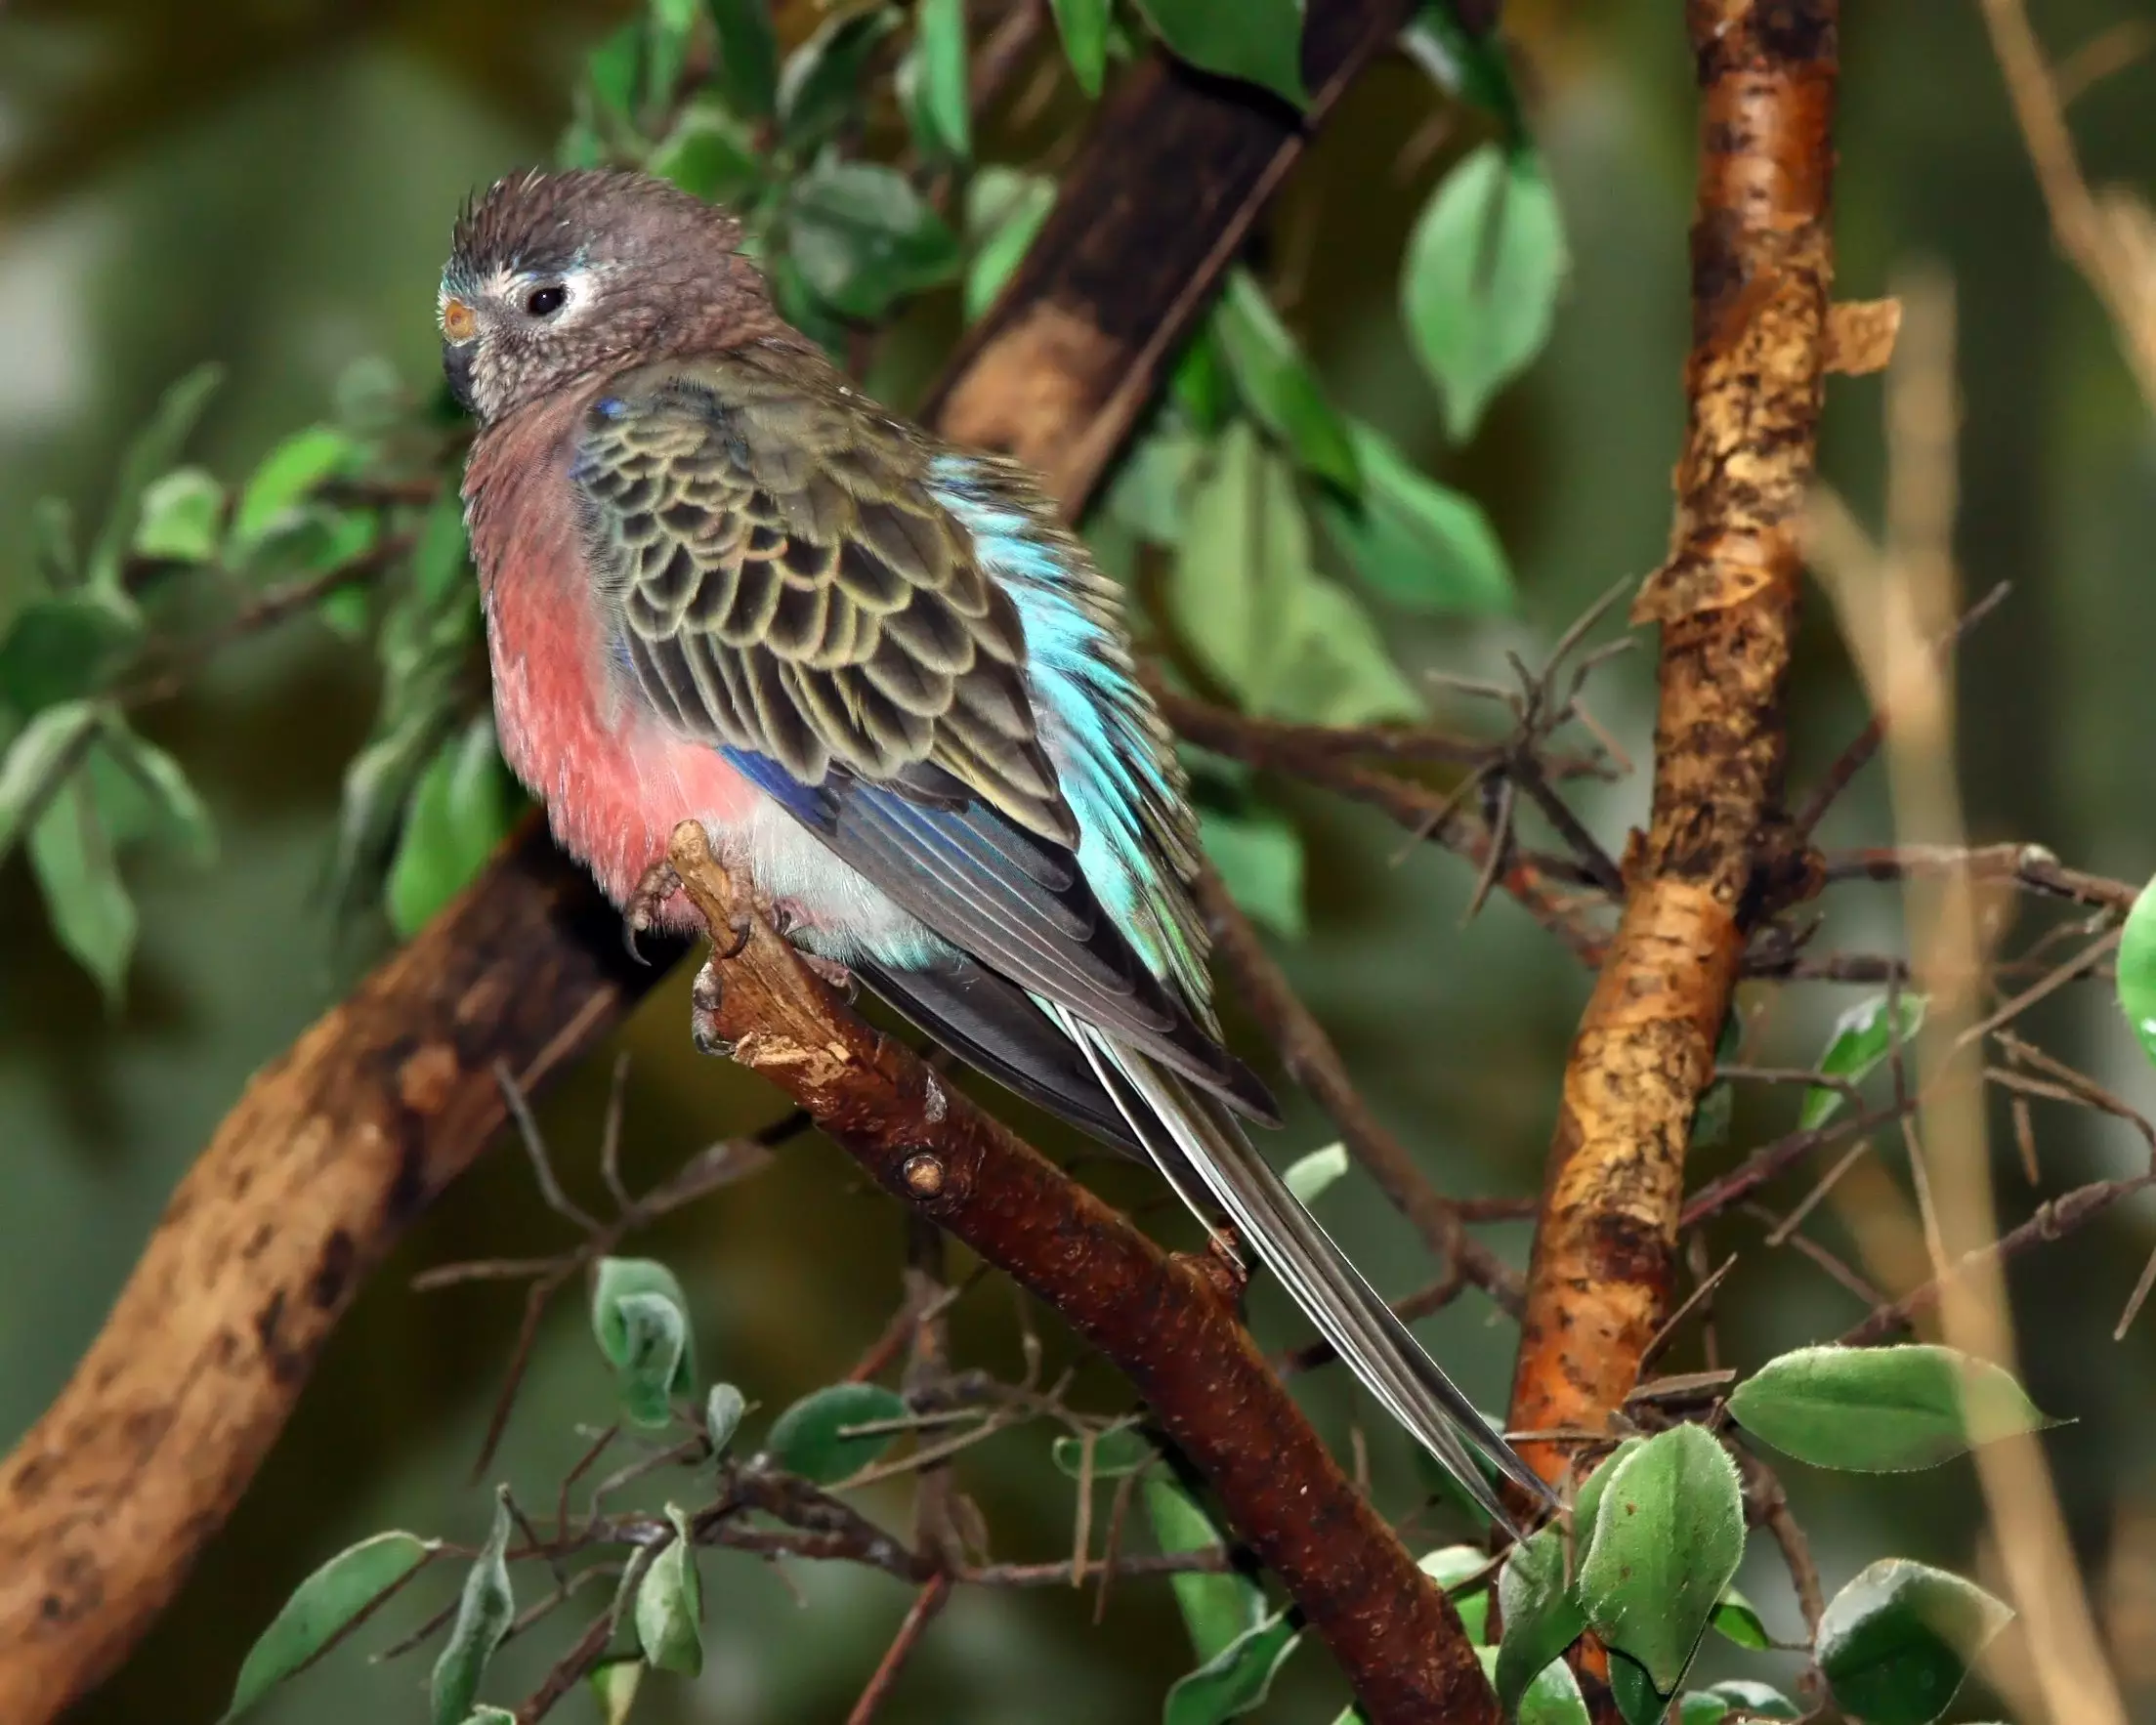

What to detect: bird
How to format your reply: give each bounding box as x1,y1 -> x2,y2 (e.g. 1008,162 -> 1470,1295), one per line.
439,166 -> 1548,1531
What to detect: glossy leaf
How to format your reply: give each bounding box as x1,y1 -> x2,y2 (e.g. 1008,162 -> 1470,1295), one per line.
705,1382 -> 747,1453
1212,270 -> 1360,494
1477,1645 -> 1590,1725
1700,1679 -> 1799,1719
101,721 -> 217,864
1418,1544 -> 1495,1643
1049,0 -> 1111,95
2119,872 -> 2156,1064
778,7 -> 899,152
1283,1143 -> 1349,1206
0,587 -> 143,715
1134,0 -> 1307,106
963,167 -> 1056,322
1495,1526 -> 1586,1714
1169,426 -> 1309,708
706,0 -> 781,117
30,773 -> 137,1004
1607,1652 -> 1667,1725
592,1258 -> 698,1427
1163,1611 -> 1300,1725
1711,1585 -> 1771,1650
386,716 -> 521,936
0,699 -> 102,860
767,1381 -> 908,1482
221,1532 -> 435,1720
1051,1424 -> 1156,1480
463,1711 -> 516,1725
430,1490 -> 516,1725
1199,805 -> 1304,939
1728,1343 -> 2058,1472
1146,1478 -> 1262,1663
588,1658 -> 644,1725
1400,4 -> 1524,137
1817,1559 -> 2010,1725
1798,992 -> 1927,1129
636,1504 -> 704,1677
908,0 -> 970,161
230,425 -> 363,557
133,467 -> 225,563
786,160 -> 960,320
1316,420 -> 1513,615
1576,1424 -> 1744,1692
87,363 -> 224,589
648,105 -> 766,204
1403,143 -> 1567,442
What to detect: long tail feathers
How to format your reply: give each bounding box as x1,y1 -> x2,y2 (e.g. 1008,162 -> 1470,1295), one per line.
1045,1005 -> 1554,1536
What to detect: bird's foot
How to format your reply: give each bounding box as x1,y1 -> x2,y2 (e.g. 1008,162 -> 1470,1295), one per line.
799,953 -> 859,1001
1184,1226 -> 1250,1310
623,860 -> 683,964
689,956 -> 733,1059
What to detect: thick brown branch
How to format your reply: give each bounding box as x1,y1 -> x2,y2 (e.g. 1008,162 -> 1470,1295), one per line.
0,7 -> 1452,1716
1506,0 -> 1838,1499
670,825 -> 1492,1723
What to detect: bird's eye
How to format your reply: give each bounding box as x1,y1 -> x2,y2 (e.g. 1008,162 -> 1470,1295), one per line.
525,284 -> 568,317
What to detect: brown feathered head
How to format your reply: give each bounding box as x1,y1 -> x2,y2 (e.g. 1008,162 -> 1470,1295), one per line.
439,169 -> 775,425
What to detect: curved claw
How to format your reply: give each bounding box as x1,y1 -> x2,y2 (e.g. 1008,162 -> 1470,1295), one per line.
623,859 -> 685,964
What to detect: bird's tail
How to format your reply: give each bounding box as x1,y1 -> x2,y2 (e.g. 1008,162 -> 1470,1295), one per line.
1046,1006 -> 1552,1536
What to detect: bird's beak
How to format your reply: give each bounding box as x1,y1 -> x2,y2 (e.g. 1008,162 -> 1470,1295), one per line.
443,340 -> 478,416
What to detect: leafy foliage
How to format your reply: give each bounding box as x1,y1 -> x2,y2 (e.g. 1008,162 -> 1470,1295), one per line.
1729,1343 -> 2057,1472
430,1490 -> 517,1725
765,1381 -> 908,1483
220,1532 -> 436,1720
1815,1559 -> 2011,1725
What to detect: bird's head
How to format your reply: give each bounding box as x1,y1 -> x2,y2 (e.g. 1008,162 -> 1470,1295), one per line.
439,167 -> 773,425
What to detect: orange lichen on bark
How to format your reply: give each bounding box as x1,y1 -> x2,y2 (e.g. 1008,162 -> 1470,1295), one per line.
1508,0 -> 1839,1494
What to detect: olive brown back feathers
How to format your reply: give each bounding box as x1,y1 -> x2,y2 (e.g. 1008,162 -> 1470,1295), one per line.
439,168 -> 783,427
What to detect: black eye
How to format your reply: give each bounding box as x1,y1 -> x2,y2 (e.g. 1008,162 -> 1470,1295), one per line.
525,284 -> 567,317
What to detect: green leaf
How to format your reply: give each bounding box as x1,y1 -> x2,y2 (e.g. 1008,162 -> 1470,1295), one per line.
230,425 -> 364,558
586,21 -> 645,118
1571,1436 -> 1645,1550
1173,324 -> 1235,433
1145,1479 -> 1262,1664
1711,1585 -> 1771,1650
430,1489 -> 516,1725
1607,1652 -> 1667,1725
705,1382 -> 747,1453
1728,1343 -> 2058,1472
1167,425 -> 1313,711
1495,1526 -> 1586,1714
635,1504 -> 704,1677
1264,576 -> 1424,728
1817,1559 -> 2010,1725
588,1658 -> 644,1725
706,0 -> 781,117
411,491 -> 475,610
1133,0 -> 1306,106
462,1710 -> 517,1725
31,496 -> 78,589
648,105 -> 767,204
647,0 -> 699,109
1575,1424 -> 1744,1692
1315,420 -> 1514,615
1402,142 -> 1567,442
767,1381 -> 908,1483
88,363 -> 223,589
1676,1695 -> 1730,1725
1052,1425 -> 1157,1480
386,716 -> 521,936
907,0 -> 971,161
1103,425 -> 1202,547
1798,992 -> 1927,1129
1163,1611 -> 1300,1725
1049,0 -> 1111,95
1400,4 -> 1524,138
1212,271 -> 1360,494
247,503 -> 379,585
1701,1679 -> 1799,1719
0,699 -> 102,860
221,1532 -> 435,1720
1199,806 -> 1304,939
1418,1544 -> 1496,1643
332,356 -> 407,434
777,7 -> 899,152
1477,1645 -> 1591,1725
963,168 -> 1057,322
1282,1143 -> 1349,1206
332,697 -> 461,919
2119,871 -> 2156,1065
592,1258 -> 698,1427
30,772 -> 137,1003
0,588 -> 144,715
100,720 -> 217,864
786,159 -> 960,320
133,467 -> 226,563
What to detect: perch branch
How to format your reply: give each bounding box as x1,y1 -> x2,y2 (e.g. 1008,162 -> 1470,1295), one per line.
1505,0 -> 1839,1494
668,822 -> 1493,1723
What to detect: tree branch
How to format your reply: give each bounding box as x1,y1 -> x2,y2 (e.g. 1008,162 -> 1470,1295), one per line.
1505,0 -> 1839,1497
669,823 -> 1493,1723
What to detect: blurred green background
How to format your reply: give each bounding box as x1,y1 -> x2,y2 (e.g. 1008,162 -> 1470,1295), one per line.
5,0 -> 2156,1720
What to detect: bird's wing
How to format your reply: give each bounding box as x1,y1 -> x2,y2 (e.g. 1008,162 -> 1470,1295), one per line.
573,351 -> 1270,1117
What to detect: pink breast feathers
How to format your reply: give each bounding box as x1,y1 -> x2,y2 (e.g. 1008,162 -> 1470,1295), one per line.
464,400 -> 759,922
